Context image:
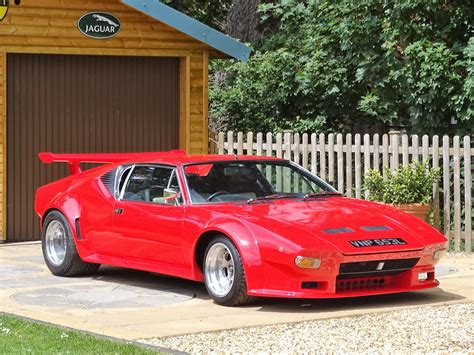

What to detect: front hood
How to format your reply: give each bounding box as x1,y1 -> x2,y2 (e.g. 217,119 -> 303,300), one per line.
206,197 -> 429,255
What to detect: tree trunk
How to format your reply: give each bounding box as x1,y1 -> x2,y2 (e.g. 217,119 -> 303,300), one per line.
226,0 -> 261,42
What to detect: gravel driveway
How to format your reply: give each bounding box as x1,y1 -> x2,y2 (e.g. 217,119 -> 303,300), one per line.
141,303 -> 473,353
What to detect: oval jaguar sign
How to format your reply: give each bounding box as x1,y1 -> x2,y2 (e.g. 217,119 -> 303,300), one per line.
78,12 -> 121,39
0,0 -> 8,21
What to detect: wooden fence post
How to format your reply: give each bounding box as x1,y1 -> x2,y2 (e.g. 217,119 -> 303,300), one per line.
311,133 -> 317,175
412,135 -> 419,163
402,134 -> 409,166
464,136 -> 472,252
256,132 -> 263,156
337,134 -> 344,194
355,134 -> 362,199
328,133 -> 335,184
302,133 -> 309,170
363,134 -> 370,199
247,132 -> 254,155
319,133 -> 326,180
373,133 -> 380,171
432,135 -> 440,231
442,136 -> 451,243
345,133 -> 352,197
237,132 -> 244,155
391,134 -> 399,170
453,136 -> 461,252
227,131 -> 234,156
382,134 -> 389,177
218,132 -> 225,155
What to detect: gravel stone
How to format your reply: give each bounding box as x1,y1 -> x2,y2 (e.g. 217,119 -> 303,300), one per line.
141,303 -> 474,354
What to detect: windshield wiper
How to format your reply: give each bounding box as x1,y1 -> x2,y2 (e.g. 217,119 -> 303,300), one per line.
303,191 -> 342,200
247,194 -> 298,204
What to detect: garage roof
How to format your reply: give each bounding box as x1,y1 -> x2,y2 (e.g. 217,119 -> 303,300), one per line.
121,0 -> 252,62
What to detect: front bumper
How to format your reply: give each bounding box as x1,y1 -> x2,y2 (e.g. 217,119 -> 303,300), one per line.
247,249 -> 441,298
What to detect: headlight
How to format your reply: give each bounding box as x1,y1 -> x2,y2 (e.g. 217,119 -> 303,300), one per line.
433,249 -> 446,260
295,256 -> 321,269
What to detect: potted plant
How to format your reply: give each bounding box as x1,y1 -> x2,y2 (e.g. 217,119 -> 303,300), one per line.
364,161 -> 441,221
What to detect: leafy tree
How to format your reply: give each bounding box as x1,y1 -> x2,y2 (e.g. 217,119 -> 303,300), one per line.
210,0 -> 474,135
162,0 -> 232,32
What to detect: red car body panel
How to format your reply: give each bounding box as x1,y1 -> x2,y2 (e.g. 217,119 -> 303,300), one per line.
35,152 -> 447,299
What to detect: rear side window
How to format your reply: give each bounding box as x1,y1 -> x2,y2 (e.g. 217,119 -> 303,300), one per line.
122,166 -> 181,205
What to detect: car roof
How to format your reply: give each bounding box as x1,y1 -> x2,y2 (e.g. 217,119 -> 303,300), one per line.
118,154 -> 284,166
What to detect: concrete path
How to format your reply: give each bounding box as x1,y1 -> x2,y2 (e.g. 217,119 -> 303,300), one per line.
0,243 -> 472,341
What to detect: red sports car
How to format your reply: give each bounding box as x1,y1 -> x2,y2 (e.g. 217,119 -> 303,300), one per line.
35,151 -> 447,306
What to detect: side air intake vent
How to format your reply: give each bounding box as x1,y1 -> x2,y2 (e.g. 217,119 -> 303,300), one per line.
323,227 -> 354,234
361,226 -> 392,231
101,169 -> 117,196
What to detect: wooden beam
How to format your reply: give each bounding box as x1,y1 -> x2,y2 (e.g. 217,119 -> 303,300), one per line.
0,51 -> 5,241
179,56 -> 190,152
202,50 -> 209,153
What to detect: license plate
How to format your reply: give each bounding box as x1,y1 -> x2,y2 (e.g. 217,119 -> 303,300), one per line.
349,238 -> 407,248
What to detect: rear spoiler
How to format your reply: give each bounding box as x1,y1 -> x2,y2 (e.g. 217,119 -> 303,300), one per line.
38,151 -> 186,175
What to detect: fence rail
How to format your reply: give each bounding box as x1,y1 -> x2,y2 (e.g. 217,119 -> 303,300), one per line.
214,131 -> 473,253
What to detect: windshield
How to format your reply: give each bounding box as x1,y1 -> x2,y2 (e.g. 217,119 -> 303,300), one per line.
183,160 -> 336,204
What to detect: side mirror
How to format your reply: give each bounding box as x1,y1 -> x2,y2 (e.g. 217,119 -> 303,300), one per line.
163,188 -> 181,205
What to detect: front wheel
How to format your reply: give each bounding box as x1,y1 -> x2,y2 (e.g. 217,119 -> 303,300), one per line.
204,236 -> 255,306
41,211 -> 100,277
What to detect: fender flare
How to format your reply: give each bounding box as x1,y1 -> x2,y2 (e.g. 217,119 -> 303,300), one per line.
191,218 -> 263,286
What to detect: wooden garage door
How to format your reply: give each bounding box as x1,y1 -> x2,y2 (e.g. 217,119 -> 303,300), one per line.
7,54 -> 180,242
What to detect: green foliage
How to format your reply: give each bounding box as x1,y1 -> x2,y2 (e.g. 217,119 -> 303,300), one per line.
210,52 -> 326,132
210,0 -> 474,134
364,161 -> 441,204
162,0 -> 232,31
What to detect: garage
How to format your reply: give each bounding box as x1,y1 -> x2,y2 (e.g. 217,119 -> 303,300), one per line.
7,54 -> 180,241
0,0 -> 251,242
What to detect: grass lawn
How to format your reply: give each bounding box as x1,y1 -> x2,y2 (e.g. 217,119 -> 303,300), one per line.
0,313 -> 158,354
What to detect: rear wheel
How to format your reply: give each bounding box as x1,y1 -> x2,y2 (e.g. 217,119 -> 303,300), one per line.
41,211 -> 100,276
204,236 -> 255,306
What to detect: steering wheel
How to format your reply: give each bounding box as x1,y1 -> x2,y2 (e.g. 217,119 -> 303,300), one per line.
207,191 -> 230,201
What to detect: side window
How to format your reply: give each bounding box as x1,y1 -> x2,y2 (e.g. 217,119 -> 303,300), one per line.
122,166 -> 181,205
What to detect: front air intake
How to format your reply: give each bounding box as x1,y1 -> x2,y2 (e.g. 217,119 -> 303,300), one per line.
338,258 -> 419,278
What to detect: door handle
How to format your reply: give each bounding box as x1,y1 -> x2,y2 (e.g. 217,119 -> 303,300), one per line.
114,208 -> 124,215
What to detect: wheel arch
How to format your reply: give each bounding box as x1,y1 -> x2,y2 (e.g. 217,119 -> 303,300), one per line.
40,196 -> 82,241
41,207 -> 64,228
194,230 -> 226,272
192,223 -> 263,285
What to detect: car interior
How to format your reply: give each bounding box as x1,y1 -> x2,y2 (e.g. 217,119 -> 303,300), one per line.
122,166 -> 182,205
185,163 -> 274,203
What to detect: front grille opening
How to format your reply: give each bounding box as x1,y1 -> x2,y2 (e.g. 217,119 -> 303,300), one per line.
301,281 -> 319,289
337,277 -> 387,292
339,258 -> 419,278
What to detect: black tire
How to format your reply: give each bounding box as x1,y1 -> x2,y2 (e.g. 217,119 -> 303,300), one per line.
203,235 -> 255,306
41,211 -> 100,277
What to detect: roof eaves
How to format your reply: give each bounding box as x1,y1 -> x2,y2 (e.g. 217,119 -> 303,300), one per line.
121,0 -> 252,62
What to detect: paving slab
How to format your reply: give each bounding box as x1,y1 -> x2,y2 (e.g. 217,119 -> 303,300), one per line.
0,243 -> 472,340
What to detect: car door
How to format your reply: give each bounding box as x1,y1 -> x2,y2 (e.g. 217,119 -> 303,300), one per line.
112,164 -> 187,269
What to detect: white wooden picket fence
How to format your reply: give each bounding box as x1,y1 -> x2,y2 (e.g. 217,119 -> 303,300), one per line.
213,131 -> 473,253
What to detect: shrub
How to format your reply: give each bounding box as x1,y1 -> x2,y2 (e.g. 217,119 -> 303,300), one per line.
364,161 -> 441,205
